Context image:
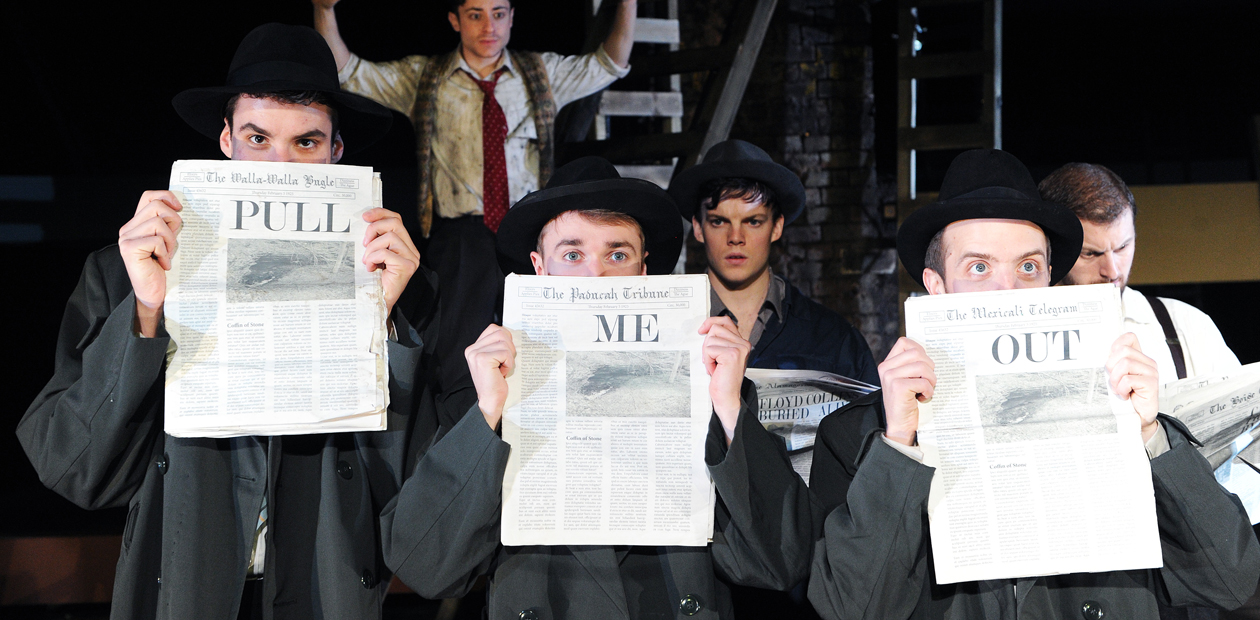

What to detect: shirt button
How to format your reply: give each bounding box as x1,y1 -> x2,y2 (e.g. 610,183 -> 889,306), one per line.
518,609 -> 539,620
337,460 -> 353,480
1080,600 -> 1105,620
361,569 -> 376,589
156,453 -> 169,475
679,594 -> 704,616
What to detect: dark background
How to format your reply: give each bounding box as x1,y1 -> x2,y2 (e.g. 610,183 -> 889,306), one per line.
2,0 -> 1258,535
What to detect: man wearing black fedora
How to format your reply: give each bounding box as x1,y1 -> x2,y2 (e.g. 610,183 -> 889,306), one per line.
806,149 -> 1259,619
16,23 -> 476,620
670,139 -> 878,385
375,156 -> 817,619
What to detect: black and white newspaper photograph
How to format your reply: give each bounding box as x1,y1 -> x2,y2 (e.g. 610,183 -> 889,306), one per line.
906,283 -> 1161,584
162,160 -> 389,438
500,273 -> 715,546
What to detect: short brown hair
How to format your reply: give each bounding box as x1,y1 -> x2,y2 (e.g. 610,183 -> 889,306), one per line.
535,209 -> 646,254
224,91 -> 340,139
1038,163 -> 1135,225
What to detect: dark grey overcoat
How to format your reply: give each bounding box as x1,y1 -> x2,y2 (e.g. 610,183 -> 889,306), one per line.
378,382 -> 819,620
807,390 -> 1260,620
16,247 -> 475,620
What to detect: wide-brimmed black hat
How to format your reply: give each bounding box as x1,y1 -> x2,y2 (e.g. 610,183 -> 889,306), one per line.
496,157 -> 684,276
668,139 -> 806,224
172,23 -> 393,152
897,149 -> 1083,287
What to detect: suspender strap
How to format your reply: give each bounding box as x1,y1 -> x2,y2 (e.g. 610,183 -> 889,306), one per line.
1147,296 -> 1188,380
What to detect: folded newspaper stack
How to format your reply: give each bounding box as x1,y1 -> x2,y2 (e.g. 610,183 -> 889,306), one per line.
1162,361 -> 1260,523
162,160 -> 389,438
744,369 -> 877,484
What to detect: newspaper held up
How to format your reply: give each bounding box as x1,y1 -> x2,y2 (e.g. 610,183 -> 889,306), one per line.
744,369 -> 877,484
1162,362 -> 1260,523
164,160 -> 389,438
907,283 -> 1161,584
500,273 -> 715,547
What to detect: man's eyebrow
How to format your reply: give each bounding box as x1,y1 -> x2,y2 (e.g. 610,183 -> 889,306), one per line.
294,129 -> 328,140
238,123 -> 271,137
553,238 -> 583,249
604,240 -> 635,250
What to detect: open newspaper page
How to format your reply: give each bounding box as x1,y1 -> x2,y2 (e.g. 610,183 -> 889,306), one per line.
163,160 -> 389,438
1162,362 -> 1260,523
907,283 -> 1160,584
744,369 -> 877,484
500,274 -> 715,546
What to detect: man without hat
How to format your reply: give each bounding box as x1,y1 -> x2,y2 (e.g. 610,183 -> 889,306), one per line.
806,149 -> 1260,619
16,24 -> 475,619
375,157 -> 817,619
313,0 -> 640,376
1040,163 -> 1240,383
671,139 -> 878,384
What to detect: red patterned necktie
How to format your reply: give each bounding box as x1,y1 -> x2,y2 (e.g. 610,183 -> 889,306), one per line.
472,69 -> 509,233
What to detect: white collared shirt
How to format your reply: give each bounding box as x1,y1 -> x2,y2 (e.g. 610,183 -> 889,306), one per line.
1122,287 -> 1240,385
339,46 -> 629,219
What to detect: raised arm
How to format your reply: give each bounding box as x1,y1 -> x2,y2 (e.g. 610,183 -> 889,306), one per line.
313,0 -> 353,71
603,0 -> 638,68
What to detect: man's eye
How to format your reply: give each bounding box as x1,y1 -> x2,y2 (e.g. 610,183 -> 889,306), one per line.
563,251 -> 581,261
1020,261 -> 1037,273
748,219 -> 762,227
610,251 -> 628,262
297,139 -> 316,148
249,135 -> 266,145
968,262 -> 987,274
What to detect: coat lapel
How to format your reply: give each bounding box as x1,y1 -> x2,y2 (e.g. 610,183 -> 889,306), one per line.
568,546 -> 629,617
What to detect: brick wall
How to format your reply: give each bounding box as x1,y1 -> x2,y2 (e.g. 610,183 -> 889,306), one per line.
680,0 -> 900,362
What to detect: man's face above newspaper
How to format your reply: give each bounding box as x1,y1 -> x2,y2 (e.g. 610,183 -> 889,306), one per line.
923,218 -> 1051,295
693,197 -> 784,290
530,211 -> 647,277
219,95 -> 344,164
1061,208 -> 1135,290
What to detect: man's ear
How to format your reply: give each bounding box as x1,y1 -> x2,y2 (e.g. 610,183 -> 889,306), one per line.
691,217 -> 705,244
219,119 -> 233,158
923,268 -> 947,295
770,214 -> 785,243
330,133 -> 345,164
640,250 -> 649,276
529,251 -> 545,275
448,10 -> 461,33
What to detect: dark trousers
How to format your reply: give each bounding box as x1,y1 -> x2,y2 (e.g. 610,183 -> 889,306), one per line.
426,215 -> 506,369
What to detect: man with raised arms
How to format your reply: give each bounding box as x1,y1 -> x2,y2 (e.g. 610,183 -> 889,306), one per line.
313,0 -> 639,370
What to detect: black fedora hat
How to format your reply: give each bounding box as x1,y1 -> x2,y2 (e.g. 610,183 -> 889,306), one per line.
897,149 -> 1083,287
496,157 -> 684,276
668,139 -> 806,224
171,23 -> 392,152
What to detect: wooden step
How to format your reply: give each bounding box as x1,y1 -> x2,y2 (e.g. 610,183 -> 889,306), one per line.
615,165 -> 677,189
599,91 -> 684,117
634,18 -> 681,44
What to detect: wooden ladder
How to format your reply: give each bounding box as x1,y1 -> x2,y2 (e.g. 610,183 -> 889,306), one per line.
896,0 -> 1001,212
896,0 -> 1002,298
558,0 -> 780,190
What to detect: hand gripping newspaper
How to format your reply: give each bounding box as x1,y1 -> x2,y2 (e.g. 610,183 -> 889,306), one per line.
163,160 -> 389,437
744,369 -> 877,484
1162,362 -> 1260,524
500,273 -> 715,546
906,283 -> 1161,584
